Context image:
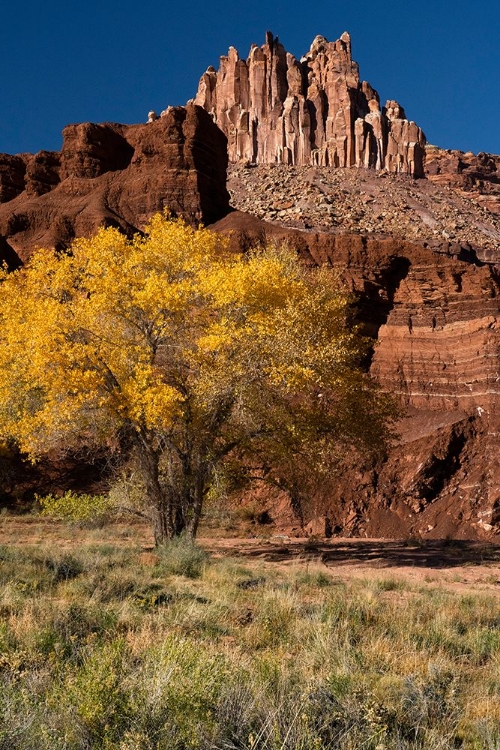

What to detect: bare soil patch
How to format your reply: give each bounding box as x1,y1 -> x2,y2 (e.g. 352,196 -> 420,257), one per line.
2,516 -> 500,595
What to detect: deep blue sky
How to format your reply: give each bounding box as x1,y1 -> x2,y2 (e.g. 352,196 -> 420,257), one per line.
1,0 -> 499,156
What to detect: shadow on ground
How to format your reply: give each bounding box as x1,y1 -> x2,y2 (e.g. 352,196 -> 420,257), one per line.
218,539 -> 500,570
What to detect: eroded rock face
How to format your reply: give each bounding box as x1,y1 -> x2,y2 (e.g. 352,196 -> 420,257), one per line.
194,32 -> 426,175
425,145 -> 500,216
24,151 -> 61,197
211,211 -> 500,539
60,123 -> 133,179
0,154 -> 27,203
0,105 -> 230,261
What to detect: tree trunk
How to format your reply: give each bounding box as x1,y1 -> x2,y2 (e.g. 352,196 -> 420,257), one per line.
185,473 -> 205,538
136,436 -> 209,544
152,500 -> 171,546
171,498 -> 187,537
136,436 -> 174,546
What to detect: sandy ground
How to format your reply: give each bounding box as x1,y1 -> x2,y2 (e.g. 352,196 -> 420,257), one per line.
2,516 -> 500,595
207,537 -> 500,594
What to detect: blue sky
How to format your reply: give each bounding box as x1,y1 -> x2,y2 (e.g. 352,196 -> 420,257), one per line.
1,0 -> 499,156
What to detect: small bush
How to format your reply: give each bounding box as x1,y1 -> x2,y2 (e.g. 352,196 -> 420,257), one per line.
44,553 -> 84,582
296,569 -> 333,588
60,639 -> 131,745
155,535 -> 209,579
37,491 -> 113,528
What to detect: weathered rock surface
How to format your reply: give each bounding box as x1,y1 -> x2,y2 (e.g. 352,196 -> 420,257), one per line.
211,211 -> 500,539
227,163 -> 500,263
0,104 -> 230,261
194,32 -> 426,175
425,145 -> 500,217
0,154 -> 27,202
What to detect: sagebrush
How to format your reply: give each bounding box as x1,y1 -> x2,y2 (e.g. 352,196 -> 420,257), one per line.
0,533 -> 499,748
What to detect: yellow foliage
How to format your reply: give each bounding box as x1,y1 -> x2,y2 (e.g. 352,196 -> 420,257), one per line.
37,490 -> 112,524
0,213 -> 395,539
0,216 -> 227,456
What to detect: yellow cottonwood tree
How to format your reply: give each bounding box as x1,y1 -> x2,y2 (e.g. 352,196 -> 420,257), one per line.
0,214 -> 394,543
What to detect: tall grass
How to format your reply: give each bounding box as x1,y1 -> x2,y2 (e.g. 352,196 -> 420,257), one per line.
0,538 -> 499,748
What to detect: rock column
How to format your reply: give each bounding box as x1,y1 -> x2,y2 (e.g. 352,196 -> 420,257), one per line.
194,32 -> 426,176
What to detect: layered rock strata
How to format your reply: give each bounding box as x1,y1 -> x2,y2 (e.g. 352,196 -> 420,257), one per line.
425,145 -> 500,216
212,211 -> 500,539
0,104 -> 230,261
193,32 -> 426,175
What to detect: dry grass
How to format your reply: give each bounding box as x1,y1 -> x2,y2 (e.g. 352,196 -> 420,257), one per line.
0,517 -> 500,748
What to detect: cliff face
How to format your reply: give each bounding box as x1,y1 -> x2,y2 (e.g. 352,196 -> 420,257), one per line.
0,104 -> 230,263
212,211 -> 500,539
222,149 -> 500,536
194,32 -> 426,175
425,145 -> 500,220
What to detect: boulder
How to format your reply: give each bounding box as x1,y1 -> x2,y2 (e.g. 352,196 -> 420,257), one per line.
305,516 -> 333,538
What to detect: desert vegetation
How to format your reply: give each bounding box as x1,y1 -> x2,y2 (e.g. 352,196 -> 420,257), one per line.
1,205 -> 496,750
0,521 -> 499,749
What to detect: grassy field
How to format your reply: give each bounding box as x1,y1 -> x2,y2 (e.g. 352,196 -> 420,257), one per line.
0,518 -> 500,749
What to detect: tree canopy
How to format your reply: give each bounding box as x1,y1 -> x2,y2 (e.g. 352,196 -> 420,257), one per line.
0,214 -> 395,543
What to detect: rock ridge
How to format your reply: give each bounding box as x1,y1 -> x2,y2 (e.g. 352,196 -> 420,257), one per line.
193,31 -> 426,175
0,104 -> 230,262
226,162 -> 500,264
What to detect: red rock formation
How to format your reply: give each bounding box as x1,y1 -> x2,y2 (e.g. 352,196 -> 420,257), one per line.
211,211 -> 500,539
194,32 -> 426,176
0,104 -> 230,261
0,54 -> 498,540
425,145 -> 500,215
59,123 -> 133,179
0,154 -> 28,202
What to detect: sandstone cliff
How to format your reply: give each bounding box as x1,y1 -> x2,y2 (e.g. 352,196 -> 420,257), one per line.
212,211 -> 500,540
193,32 -> 426,176
425,145 -> 500,218
0,104 -> 229,262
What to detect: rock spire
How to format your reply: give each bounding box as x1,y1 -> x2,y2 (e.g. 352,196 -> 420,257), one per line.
194,31 -> 426,176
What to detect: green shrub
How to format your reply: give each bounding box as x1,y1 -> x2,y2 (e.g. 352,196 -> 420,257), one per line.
44,552 -> 84,582
59,639 -> 131,745
37,491 -> 113,527
155,535 -> 209,579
